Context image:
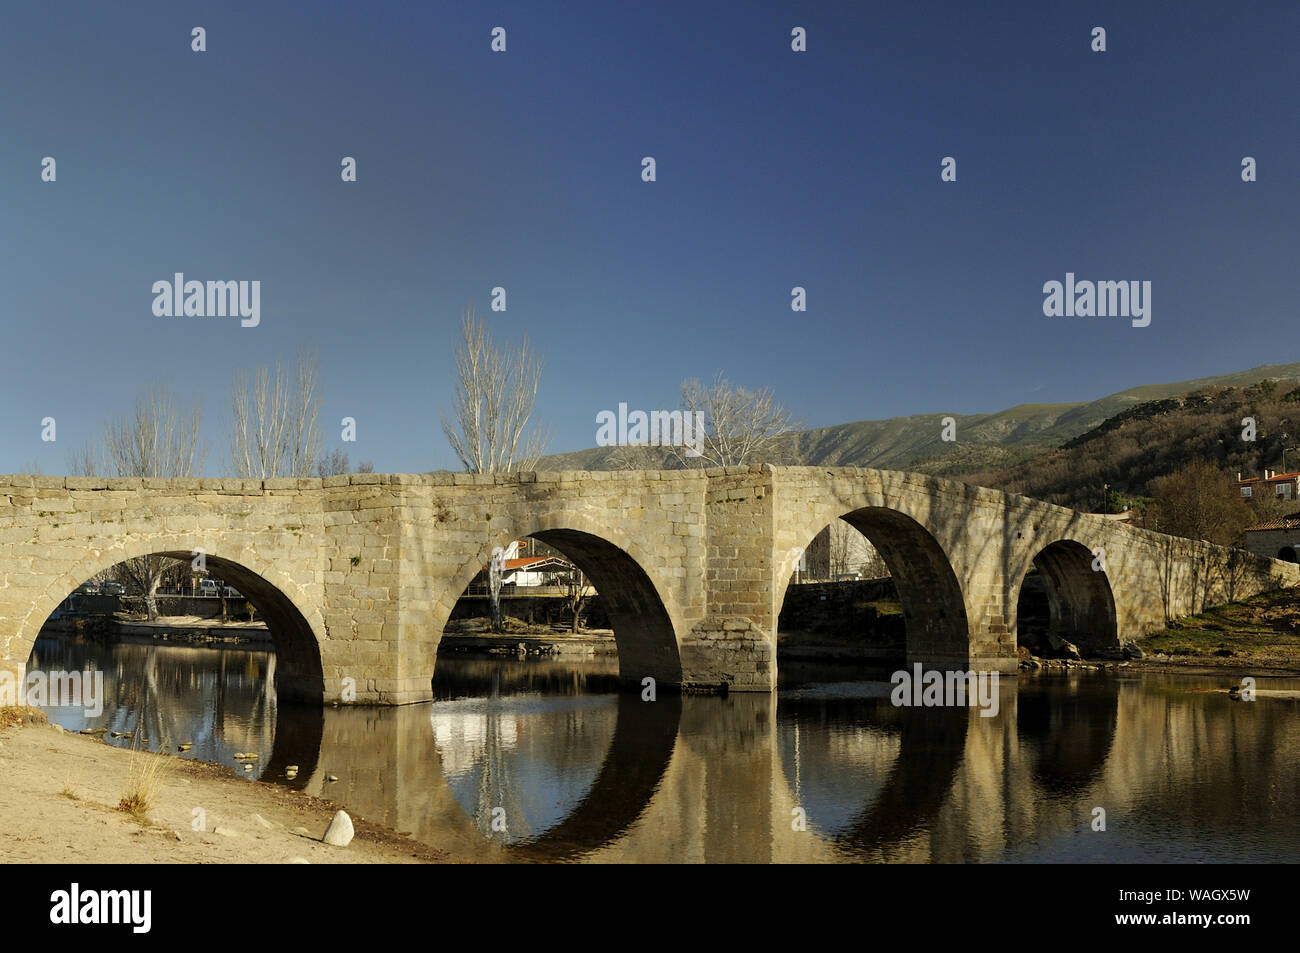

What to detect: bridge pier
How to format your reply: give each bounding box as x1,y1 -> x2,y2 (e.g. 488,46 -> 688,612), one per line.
679,618 -> 775,692
3,469 -> 1298,708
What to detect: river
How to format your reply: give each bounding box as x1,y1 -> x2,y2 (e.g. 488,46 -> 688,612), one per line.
26,632 -> 1300,863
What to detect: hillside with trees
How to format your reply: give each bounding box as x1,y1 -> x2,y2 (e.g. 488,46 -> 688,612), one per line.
962,380 -> 1300,519
540,362 -> 1300,474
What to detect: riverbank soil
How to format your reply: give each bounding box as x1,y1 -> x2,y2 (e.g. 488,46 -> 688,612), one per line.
776,592 -> 906,661
440,615 -> 617,656
1134,585 -> 1300,673
0,708 -> 453,864
444,614 -> 608,637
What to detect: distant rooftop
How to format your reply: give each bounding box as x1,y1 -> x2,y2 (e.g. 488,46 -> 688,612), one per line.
1238,471 -> 1300,485
1245,511 -> 1300,532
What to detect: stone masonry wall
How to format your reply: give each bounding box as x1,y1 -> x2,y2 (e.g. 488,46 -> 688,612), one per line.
1,467 -> 1294,705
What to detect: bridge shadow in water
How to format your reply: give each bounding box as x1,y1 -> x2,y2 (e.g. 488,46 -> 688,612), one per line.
1015,675 -> 1120,797
777,692 -> 969,858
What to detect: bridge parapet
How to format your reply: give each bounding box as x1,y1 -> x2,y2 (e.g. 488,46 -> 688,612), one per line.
2,467 -> 1296,704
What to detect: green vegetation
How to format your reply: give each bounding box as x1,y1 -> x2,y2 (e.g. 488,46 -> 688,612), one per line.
1137,586 -> 1300,666
966,379 -> 1300,513
858,599 -> 902,617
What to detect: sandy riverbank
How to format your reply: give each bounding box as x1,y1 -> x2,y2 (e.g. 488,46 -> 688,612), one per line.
0,708 -> 455,864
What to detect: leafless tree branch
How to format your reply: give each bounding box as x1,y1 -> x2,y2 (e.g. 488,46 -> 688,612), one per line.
441,308 -> 548,473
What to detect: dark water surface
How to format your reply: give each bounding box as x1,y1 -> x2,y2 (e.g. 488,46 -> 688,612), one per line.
27,633 -> 1300,863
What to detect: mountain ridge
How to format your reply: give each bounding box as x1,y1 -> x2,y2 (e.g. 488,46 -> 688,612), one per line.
536,362 -> 1300,473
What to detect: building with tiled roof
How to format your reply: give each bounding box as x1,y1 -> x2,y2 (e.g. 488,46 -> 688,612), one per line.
1236,469 -> 1300,502
1243,510 -> 1300,563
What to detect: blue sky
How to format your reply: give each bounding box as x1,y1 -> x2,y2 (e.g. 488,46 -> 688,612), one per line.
2,0 -> 1297,474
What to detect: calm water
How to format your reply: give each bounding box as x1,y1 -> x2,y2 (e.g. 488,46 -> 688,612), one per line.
27,633 -> 1300,863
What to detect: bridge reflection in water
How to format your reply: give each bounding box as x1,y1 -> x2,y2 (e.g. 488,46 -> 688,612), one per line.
26,634 -> 1300,863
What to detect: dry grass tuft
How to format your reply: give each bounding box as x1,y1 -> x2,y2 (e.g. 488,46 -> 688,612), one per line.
118,749 -> 169,823
0,706 -> 49,730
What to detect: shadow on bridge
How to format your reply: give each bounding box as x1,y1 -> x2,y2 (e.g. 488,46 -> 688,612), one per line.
1012,540 -> 1119,657
780,507 -> 972,669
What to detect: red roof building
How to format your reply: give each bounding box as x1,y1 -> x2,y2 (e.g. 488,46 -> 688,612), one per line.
1243,510 -> 1300,563
1235,469 -> 1300,502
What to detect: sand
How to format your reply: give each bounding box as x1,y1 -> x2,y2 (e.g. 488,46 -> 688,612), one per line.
0,709 -> 456,864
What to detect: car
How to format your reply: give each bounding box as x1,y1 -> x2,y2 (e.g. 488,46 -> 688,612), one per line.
198,579 -> 220,596
222,586 -> 242,599
100,581 -> 126,596
73,581 -> 99,595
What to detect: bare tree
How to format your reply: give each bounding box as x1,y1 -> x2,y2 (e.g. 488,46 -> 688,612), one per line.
442,309 -> 547,473
826,520 -> 855,578
317,448 -> 350,477
861,544 -> 890,580
671,372 -> 796,468
1244,483 -> 1295,525
607,442 -> 672,470
565,564 -> 591,633
229,350 -> 323,479
805,520 -> 891,581
316,451 -> 375,477
1149,462 -> 1252,546
68,383 -> 204,620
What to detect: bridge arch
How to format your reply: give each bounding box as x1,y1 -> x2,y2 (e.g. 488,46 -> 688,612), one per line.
16,538 -> 326,702
1012,539 -> 1119,655
438,514 -> 686,688
776,506 -> 972,667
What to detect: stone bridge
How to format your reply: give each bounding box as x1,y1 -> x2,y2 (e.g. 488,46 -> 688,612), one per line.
1,467 -> 1294,704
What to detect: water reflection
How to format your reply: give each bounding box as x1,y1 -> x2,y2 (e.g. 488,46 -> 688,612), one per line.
26,633 -> 1300,863
777,689 -> 969,859
29,633 -> 277,776
1016,674 -> 1119,796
